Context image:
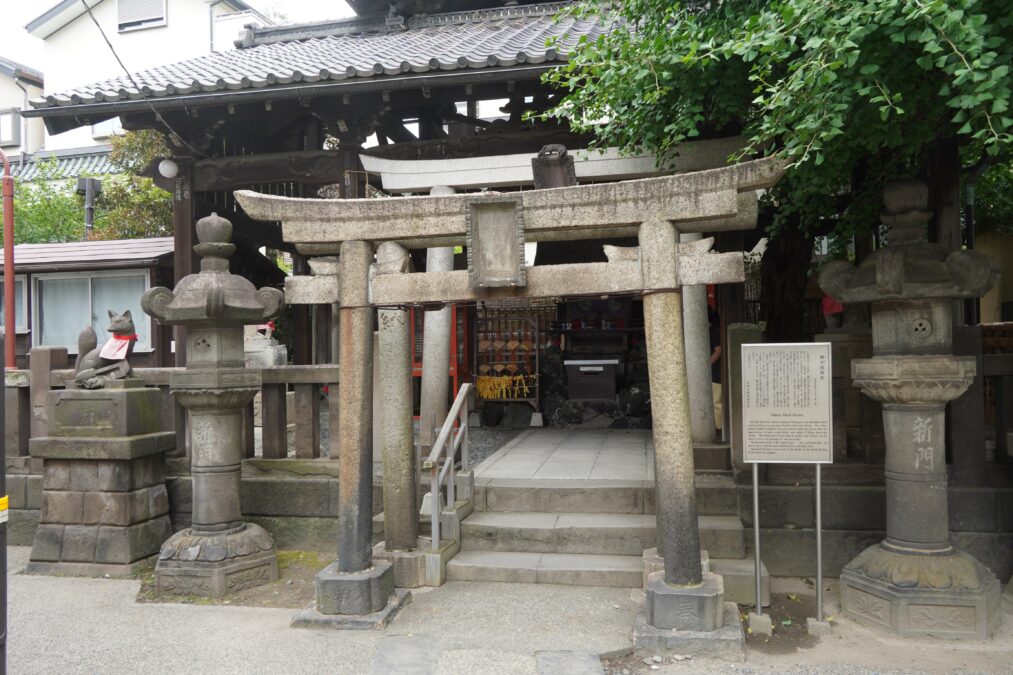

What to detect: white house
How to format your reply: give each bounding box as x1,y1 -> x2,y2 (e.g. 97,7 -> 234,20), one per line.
0,57 -> 45,160
26,0 -> 271,153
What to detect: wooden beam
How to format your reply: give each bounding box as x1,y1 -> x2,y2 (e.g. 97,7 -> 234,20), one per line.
192,150 -> 341,191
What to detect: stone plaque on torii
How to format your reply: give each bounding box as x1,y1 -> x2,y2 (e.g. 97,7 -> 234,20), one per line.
237,158 -> 783,645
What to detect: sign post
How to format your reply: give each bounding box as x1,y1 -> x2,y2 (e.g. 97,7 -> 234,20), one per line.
742,343 -> 833,626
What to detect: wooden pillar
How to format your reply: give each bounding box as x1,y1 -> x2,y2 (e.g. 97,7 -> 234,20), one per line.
930,138 -> 962,253
294,383 -> 321,459
292,254 -> 312,366
261,383 -> 288,459
172,161 -> 194,367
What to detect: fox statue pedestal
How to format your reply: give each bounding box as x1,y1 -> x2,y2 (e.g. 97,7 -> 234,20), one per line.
26,379 -> 175,577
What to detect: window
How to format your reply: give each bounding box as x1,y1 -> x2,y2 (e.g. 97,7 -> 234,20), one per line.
0,276 -> 28,332
0,109 -> 21,147
91,117 -> 124,139
33,271 -> 151,352
118,0 -> 167,32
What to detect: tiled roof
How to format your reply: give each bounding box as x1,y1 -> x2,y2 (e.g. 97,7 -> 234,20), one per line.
12,148 -> 118,182
28,3 -> 604,111
0,56 -> 43,86
1,237 -> 173,271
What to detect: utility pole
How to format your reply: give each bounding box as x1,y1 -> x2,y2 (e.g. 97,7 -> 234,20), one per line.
76,177 -> 102,240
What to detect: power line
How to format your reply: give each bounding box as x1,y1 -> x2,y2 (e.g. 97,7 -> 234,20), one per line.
79,0 -> 206,159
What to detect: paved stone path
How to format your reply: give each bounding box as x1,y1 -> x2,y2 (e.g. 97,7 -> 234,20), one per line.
8,545 -> 1012,674
7,546 -> 619,674
475,429 -> 654,481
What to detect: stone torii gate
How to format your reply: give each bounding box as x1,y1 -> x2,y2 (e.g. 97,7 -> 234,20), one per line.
236,158 -> 783,642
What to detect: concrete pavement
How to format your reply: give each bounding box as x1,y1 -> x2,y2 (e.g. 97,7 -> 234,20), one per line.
7,547 -> 1012,674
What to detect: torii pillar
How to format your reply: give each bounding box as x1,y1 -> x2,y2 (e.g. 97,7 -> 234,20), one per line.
634,221 -> 742,653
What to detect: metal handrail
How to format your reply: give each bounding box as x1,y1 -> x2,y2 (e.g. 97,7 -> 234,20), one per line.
421,383 -> 472,551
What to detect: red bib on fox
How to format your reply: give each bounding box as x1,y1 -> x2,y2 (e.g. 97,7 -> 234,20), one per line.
99,333 -> 137,360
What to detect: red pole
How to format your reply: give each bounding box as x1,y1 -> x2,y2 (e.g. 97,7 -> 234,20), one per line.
0,149 -> 14,369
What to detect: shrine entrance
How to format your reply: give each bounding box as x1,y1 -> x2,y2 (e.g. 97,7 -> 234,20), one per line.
237,157 -> 782,648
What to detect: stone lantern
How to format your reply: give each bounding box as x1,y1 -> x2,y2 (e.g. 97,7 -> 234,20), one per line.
820,178 -> 1001,639
142,213 -> 285,597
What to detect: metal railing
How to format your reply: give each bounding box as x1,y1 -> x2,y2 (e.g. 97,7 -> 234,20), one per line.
421,383 -> 472,551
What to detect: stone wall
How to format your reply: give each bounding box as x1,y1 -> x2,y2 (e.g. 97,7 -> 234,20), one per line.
165,459 -> 384,552
737,483 -> 1013,582
11,455 -> 1009,573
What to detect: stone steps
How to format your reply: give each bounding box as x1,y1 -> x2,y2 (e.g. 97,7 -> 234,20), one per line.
460,511 -> 746,559
446,549 -> 768,601
446,550 -> 643,587
474,473 -> 738,516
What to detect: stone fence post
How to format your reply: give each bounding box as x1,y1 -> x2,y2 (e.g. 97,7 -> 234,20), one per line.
5,369 -> 30,457
29,347 -> 67,439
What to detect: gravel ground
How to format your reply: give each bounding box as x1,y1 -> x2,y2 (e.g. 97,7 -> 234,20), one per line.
7,547 -> 1012,674
466,426 -> 524,466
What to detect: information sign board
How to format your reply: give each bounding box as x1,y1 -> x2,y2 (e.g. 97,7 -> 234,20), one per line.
742,342 -> 833,464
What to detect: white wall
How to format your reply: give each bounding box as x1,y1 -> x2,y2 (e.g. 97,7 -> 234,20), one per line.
213,10 -> 267,52
42,0 -> 252,151
0,76 -> 45,156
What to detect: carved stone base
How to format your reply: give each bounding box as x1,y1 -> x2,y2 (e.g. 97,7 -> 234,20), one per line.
155,523 -> 278,598
291,589 -> 411,630
645,570 -> 725,631
632,602 -> 744,661
314,561 -> 395,615
840,543 -> 1001,639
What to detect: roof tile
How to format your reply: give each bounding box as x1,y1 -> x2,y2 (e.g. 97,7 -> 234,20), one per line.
30,3 -> 605,111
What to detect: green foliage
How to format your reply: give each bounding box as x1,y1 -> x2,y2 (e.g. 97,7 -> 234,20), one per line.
544,0 -> 1013,239
3,159 -> 84,244
109,129 -> 170,175
974,158 -> 1013,234
100,129 -> 173,239
91,175 -> 172,240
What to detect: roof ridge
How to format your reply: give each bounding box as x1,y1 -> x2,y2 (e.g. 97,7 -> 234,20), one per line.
26,2 -> 606,118
407,2 -> 571,28
0,55 -> 44,84
237,2 -> 571,47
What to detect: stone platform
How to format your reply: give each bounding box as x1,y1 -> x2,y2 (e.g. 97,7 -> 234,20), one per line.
27,380 -> 174,577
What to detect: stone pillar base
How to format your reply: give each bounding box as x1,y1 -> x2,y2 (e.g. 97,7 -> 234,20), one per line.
646,570 -> 725,631
632,602 -> 744,662
291,560 -> 410,629
291,589 -> 411,630
373,537 -> 460,588
315,560 -> 395,615
1003,575 -> 1012,614
156,523 -> 278,598
840,544 -> 1001,639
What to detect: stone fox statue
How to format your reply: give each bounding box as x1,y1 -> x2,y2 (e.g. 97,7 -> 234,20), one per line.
74,309 -> 137,389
